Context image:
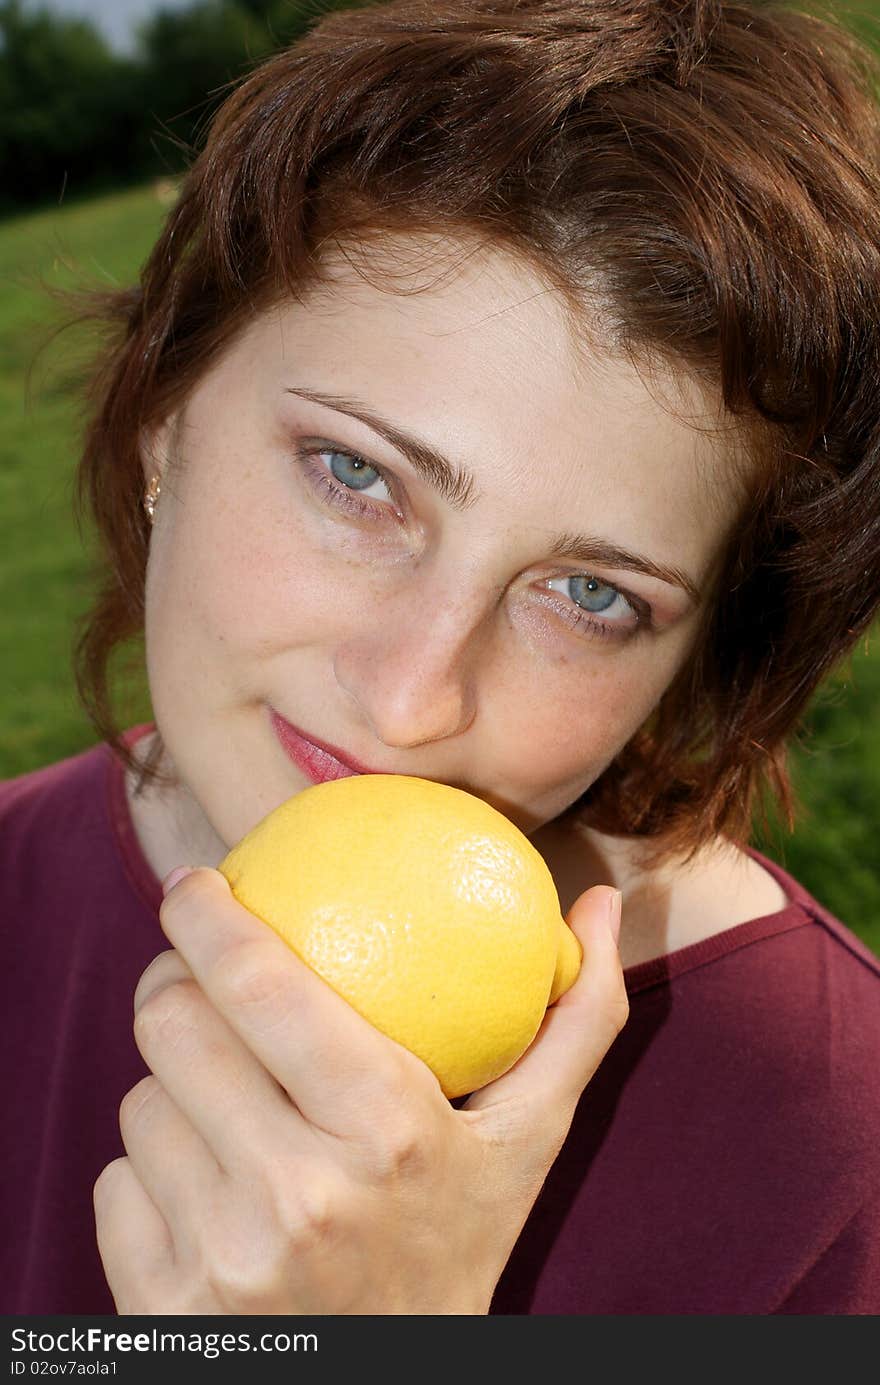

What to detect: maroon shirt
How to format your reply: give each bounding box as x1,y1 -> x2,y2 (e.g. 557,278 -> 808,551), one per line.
3,727 -> 879,1315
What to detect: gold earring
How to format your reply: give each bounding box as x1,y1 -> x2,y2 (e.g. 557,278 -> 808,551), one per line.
143,474 -> 161,524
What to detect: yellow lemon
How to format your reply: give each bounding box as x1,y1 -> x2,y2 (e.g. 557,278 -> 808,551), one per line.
218,774 -> 581,1098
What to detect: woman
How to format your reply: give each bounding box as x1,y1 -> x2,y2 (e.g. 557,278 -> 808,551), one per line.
3,0 -> 879,1314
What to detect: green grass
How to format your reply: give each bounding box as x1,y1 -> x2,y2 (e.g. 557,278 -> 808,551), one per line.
0,184 -> 165,770
0,183 -> 878,955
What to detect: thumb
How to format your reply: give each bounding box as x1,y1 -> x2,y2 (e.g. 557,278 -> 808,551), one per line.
465,885 -> 629,1123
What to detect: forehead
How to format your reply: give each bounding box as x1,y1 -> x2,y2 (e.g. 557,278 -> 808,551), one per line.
232,234 -> 748,577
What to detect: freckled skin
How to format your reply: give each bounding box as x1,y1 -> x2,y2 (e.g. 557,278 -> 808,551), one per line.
134,234 -> 743,922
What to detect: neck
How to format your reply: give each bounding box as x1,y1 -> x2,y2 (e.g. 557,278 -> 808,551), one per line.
529,814 -> 786,969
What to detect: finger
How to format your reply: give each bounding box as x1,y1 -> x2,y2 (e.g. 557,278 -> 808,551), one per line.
158,868 -> 426,1139
466,886 -> 628,1123
93,1155 -> 174,1313
117,1072 -> 224,1244
133,947 -> 193,1012
132,968 -> 304,1176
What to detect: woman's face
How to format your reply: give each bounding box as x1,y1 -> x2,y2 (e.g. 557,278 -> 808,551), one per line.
143,237 -> 742,855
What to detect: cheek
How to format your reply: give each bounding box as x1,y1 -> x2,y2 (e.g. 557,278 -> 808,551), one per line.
144,486 -> 379,687
495,636 -> 688,810
145,506 -> 269,665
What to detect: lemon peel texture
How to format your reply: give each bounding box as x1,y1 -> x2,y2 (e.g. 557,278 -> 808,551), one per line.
219,774 -> 582,1098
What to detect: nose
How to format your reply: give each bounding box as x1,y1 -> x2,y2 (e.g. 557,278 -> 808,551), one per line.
333,593 -> 494,750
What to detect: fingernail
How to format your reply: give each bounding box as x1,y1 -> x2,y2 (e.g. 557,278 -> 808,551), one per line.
607,889 -> 622,945
162,866 -> 194,897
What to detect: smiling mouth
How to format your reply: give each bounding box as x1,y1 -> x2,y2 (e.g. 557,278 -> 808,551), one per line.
270,708 -> 381,784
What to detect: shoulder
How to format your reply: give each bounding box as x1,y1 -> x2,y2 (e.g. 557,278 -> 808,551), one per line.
653,867 -> 880,1184
743,845 -> 880,1003
622,842 -> 880,1147
0,738 -> 111,853
0,740 -> 114,942
0,726 -> 162,922
658,848 -> 880,1064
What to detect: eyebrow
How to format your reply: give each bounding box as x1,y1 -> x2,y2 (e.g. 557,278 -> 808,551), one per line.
286,386 -> 478,511
284,385 -> 702,605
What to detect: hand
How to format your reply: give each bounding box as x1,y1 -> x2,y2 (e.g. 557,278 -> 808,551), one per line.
94,869 -> 628,1315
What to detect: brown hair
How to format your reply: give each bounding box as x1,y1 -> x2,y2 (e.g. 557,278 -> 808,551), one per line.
72,0 -> 880,864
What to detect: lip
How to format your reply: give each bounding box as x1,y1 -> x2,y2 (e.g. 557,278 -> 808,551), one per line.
270,708 -> 379,784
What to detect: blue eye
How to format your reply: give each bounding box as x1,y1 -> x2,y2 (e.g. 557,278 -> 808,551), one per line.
543,574 -> 645,640
325,450 -> 383,492
567,576 -> 619,613
295,444 -> 397,519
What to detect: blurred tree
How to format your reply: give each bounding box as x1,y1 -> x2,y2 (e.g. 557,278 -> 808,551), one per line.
0,0 -> 385,208
132,1 -> 274,168
0,0 -> 138,208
